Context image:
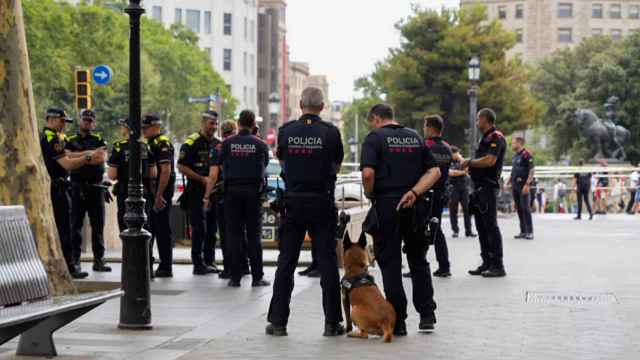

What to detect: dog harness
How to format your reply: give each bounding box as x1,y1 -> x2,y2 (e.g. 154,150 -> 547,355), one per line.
341,273 -> 376,293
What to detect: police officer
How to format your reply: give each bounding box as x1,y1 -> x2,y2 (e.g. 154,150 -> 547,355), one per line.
573,159 -> 593,220
142,113 -> 176,278
507,136 -> 534,240
178,110 -> 221,275
65,109 -> 111,273
448,146 -> 476,238
423,115 -> 453,277
360,104 -> 441,335
205,110 -> 270,287
266,87 -> 345,337
41,108 -> 106,279
462,108 -> 507,278
107,118 -> 157,231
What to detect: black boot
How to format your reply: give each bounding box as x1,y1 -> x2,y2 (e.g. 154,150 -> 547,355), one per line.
468,263 -> 490,276
252,278 -> 271,287
323,322 -> 346,336
393,319 -> 408,336
92,258 -> 112,272
419,313 -> 437,332
265,323 -> 288,336
433,268 -> 451,277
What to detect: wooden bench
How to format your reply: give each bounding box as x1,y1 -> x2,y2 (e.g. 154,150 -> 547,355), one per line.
0,206 -> 122,357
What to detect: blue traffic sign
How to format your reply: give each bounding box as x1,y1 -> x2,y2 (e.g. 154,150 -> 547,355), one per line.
92,65 -> 113,85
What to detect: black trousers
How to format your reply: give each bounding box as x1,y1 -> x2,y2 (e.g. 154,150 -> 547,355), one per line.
432,192 -> 449,271
374,196 -> 436,321
577,189 -> 592,218
224,185 -> 264,281
150,190 -> 174,271
512,186 -> 533,234
217,198 -> 249,273
268,194 -> 342,326
70,182 -> 105,262
51,183 -> 74,271
472,186 -> 504,268
626,190 -> 636,213
188,187 -> 217,267
449,187 -> 473,235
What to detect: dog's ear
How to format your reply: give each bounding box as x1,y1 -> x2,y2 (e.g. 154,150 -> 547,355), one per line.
357,232 -> 367,249
343,231 -> 352,251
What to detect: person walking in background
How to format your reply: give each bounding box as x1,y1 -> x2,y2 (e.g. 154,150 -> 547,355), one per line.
573,160 -> 593,220
507,136 -> 534,240
448,146 -> 476,238
626,165 -> 639,214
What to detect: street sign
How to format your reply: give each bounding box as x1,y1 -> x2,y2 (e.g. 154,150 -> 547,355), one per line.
92,65 -> 113,86
188,95 -> 217,104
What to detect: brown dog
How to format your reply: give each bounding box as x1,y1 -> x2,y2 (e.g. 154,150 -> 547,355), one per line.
342,232 -> 396,342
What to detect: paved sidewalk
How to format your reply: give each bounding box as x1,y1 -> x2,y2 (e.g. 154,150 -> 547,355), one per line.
1,214 -> 639,359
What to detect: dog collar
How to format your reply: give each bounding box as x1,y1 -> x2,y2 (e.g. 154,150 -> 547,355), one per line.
341,273 -> 376,292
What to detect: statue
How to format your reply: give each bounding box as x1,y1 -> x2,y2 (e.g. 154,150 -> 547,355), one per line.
574,99 -> 630,161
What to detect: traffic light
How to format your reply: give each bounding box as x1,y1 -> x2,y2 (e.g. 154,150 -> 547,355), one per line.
75,69 -> 92,110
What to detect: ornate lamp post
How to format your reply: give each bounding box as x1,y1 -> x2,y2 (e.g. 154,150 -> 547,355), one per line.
468,55 -> 481,155
119,0 -> 152,330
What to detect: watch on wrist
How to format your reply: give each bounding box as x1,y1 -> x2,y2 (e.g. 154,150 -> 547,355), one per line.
85,154 -> 92,163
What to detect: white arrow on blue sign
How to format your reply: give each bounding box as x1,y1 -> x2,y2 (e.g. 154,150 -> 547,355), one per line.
92,65 -> 113,85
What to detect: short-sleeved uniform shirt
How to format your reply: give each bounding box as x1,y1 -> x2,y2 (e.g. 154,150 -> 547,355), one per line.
511,148 -> 534,189
276,114 -> 344,193
107,139 -> 156,196
178,132 -> 220,191
211,129 -> 269,186
65,132 -> 107,183
574,171 -> 592,191
148,133 -> 176,196
360,124 -> 438,197
425,136 -> 452,192
470,127 -> 506,188
40,127 -> 68,180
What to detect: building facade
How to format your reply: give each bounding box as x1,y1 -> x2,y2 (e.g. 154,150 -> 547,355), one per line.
305,74 -> 332,121
287,61 -> 309,120
143,0 -> 259,112
462,0 -> 640,61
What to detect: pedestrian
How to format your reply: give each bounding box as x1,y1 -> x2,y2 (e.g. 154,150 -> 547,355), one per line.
205,110 -> 270,288
423,115 -> 453,277
360,104 -> 441,334
65,109 -> 111,273
507,136 -> 534,240
40,108 -> 105,279
266,87 -> 345,337
553,179 -> 568,213
142,113 -> 176,277
628,165 -> 639,214
177,110 -> 222,275
595,170 -> 610,214
448,146 -> 476,238
573,160 -> 593,220
462,108 -> 507,278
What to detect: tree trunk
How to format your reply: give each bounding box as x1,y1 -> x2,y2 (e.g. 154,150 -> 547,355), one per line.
0,0 -> 75,295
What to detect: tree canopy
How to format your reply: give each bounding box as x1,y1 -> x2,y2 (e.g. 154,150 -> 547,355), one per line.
342,5 -> 544,153
23,0 -> 235,143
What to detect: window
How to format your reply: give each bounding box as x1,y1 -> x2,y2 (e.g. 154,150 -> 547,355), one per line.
592,28 -> 603,36
558,3 -> 573,18
224,13 -> 232,35
204,11 -> 212,34
223,49 -> 232,71
250,88 -> 255,107
186,9 -> 200,33
244,17 -> 248,40
243,52 -> 247,75
250,54 -> 255,76
174,8 -> 182,24
592,4 -> 603,18
152,6 -> 162,21
611,29 -> 623,39
630,5 -> 640,19
205,47 -> 211,57
516,4 -> 524,19
243,86 -> 248,104
516,29 -> 523,43
558,28 -> 573,43
610,4 -> 622,19
498,5 -> 507,19
250,20 -> 255,43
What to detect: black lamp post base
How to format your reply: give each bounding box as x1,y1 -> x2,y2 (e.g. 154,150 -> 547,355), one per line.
118,228 -> 152,330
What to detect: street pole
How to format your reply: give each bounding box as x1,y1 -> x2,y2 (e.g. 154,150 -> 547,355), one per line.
354,112 -> 359,163
468,85 -> 478,157
119,0 -> 152,330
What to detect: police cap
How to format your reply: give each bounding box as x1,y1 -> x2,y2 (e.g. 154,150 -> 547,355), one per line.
46,108 -> 73,123
142,113 -> 161,128
80,109 -> 96,121
202,110 -> 219,120
118,117 -> 130,128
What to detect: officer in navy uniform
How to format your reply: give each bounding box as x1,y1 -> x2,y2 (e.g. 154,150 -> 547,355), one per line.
360,104 -> 441,335
423,115 -> 453,277
177,110 -> 221,275
507,136 -> 534,240
205,110 -> 270,287
41,108 -> 106,279
142,113 -> 176,278
573,159 -> 593,220
65,109 -> 111,273
462,108 -> 507,278
448,146 -> 476,238
266,87 -> 345,337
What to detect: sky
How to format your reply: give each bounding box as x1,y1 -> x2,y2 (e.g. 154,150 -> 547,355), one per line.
286,0 -> 460,102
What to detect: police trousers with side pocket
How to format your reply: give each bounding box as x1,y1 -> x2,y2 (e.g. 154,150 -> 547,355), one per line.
268,192 -> 342,327
470,186 -> 504,268
70,181 -> 106,262
51,182 -> 74,271
372,196 -> 437,322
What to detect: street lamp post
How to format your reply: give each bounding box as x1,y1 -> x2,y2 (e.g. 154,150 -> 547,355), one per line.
348,137 -> 357,163
468,55 -> 481,156
268,93 -> 280,137
119,0 -> 152,330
